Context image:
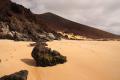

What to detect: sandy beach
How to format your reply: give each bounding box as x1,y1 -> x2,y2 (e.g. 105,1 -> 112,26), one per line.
0,39 -> 120,80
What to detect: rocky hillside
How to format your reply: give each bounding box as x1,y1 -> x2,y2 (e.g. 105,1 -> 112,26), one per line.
0,0 -> 119,41
0,0 -> 61,41
38,12 -> 120,40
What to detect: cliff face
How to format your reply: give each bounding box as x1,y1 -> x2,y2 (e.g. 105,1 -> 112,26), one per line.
0,0 -> 119,41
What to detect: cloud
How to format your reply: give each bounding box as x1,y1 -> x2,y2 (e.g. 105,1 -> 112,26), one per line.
11,0 -> 120,35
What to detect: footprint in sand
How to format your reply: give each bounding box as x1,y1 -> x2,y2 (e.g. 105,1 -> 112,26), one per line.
0,59 -> 1,63
5,59 -> 8,61
14,49 -> 16,51
11,56 -> 14,58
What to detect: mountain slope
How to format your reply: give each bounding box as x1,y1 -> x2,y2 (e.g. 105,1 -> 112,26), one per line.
38,12 -> 120,39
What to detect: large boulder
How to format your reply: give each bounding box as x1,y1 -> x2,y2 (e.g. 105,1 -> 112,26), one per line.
12,31 -> 30,41
0,22 -> 13,39
0,70 -> 28,80
31,44 -> 67,67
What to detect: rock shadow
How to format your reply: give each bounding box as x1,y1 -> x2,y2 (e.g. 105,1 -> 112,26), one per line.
21,59 -> 36,67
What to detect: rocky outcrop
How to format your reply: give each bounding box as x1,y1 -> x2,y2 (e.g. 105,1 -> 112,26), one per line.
0,21 -> 60,41
0,22 -> 13,39
0,22 -> 30,41
0,0 -> 62,42
0,70 -> 28,80
31,43 -> 67,67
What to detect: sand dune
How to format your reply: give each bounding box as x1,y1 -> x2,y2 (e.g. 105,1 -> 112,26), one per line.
0,40 -> 120,80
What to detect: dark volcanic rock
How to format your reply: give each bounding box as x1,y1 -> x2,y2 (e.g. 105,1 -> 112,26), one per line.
0,0 -> 62,41
0,22 -> 13,39
13,31 -> 30,41
0,70 -> 28,80
31,44 -> 67,67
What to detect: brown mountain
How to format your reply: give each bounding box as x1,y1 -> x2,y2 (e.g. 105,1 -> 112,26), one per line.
38,12 -> 120,39
0,0 -> 119,41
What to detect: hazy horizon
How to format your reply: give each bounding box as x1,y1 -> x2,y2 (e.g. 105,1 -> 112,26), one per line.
12,0 -> 120,35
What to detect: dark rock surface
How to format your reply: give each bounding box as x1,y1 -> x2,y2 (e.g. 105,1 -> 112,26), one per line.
0,70 -> 28,80
0,0 -> 62,42
31,44 -> 67,67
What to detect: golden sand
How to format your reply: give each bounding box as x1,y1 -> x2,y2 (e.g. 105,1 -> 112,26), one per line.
0,40 -> 120,80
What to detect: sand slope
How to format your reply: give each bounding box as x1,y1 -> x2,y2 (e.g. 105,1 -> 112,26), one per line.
0,40 -> 120,80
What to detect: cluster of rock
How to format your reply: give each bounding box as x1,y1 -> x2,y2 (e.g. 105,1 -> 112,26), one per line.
0,22 -> 28,41
0,70 -> 28,80
31,42 -> 67,67
0,0 -> 63,42
0,22 -> 61,41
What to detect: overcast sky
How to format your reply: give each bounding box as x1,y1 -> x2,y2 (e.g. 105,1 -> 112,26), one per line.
12,0 -> 120,35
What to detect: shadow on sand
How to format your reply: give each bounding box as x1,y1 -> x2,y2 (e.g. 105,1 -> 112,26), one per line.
21,59 -> 36,67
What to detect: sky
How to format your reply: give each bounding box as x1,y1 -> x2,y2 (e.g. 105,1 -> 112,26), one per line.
12,0 -> 120,35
